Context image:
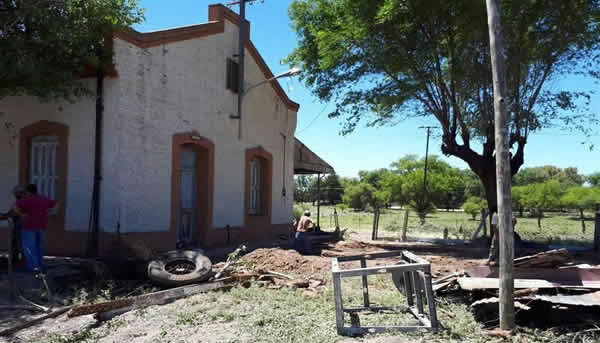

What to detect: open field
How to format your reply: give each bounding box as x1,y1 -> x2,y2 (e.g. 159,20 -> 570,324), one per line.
300,204 -> 595,247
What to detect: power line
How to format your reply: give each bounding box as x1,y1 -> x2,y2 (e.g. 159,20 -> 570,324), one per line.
296,103 -> 330,134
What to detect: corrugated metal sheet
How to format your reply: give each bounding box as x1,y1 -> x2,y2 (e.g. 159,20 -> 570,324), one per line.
535,291 -> 600,307
466,266 -> 600,285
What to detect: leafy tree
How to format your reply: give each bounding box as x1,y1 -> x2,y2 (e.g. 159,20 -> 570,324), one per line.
380,172 -> 405,205
358,168 -> 390,188
586,172 -> 600,187
462,197 -> 488,220
511,186 -> 527,217
0,0 -> 145,100
343,182 -> 376,211
462,169 -> 485,199
387,155 -> 465,210
287,0 -> 600,213
562,187 -> 600,233
522,180 -> 564,228
294,175 -> 312,203
401,170 -> 438,223
323,173 -> 344,204
514,166 -> 584,187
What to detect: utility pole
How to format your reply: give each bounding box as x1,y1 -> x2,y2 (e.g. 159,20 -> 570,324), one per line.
486,0 -> 515,331
228,0 -> 260,140
419,126 -> 435,195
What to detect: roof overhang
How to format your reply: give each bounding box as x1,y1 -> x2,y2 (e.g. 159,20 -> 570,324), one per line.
294,138 -> 334,175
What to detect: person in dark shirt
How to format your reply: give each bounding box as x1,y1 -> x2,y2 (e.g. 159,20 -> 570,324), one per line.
14,184 -> 58,272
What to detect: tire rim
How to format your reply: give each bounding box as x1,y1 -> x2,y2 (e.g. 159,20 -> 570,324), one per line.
165,260 -> 196,275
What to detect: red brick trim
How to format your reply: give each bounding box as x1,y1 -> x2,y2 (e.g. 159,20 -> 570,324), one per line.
113,4 -> 299,112
244,146 -> 273,230
19,120 -> 69,234
171,132 -> 215,247
114,21 -> 225,48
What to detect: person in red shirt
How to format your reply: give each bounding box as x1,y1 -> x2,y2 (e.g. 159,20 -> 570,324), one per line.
14,184 -> 57,273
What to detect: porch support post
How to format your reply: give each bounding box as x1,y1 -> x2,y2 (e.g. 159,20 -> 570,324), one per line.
317,173 -> 321,228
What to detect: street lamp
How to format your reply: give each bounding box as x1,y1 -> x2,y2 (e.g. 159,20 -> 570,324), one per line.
244,67 -> 302,93
231,66 -> 302,120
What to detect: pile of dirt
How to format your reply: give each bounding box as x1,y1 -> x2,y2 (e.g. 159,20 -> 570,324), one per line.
240,248 -> 331,278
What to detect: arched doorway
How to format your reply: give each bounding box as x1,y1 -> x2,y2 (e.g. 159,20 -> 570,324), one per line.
171,132 -> 214,248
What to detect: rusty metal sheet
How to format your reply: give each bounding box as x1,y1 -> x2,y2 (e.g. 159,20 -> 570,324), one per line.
466,266 -> 600,286
535,291 -> 600,307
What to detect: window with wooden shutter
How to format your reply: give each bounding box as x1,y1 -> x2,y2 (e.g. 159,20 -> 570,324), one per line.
226,58 -> 239,93
30,135 -> 59,200
249,158 -> 261,215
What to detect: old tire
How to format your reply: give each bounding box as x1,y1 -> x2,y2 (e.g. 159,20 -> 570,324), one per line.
148,250 -> 212,287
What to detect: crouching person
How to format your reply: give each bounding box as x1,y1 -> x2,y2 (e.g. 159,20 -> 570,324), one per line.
294,211 -> 315,254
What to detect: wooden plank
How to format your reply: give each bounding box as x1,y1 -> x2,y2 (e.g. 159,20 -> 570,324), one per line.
402,251 -> 430,265
0,307 -> 72,337
408,307 -> 432,328
332,273 -> 345,334
421,271 -> 438,329
342,325 -> 433,335
334,263 -> 430,278
404,271 -> 414,306
331,257 -> 340,272
68,281 -> 225,317
335,250 -> 403,262
413,271 -> 424,314
343,305 -> 408,313
458,277 -> 555,290
360,257 -> 370,307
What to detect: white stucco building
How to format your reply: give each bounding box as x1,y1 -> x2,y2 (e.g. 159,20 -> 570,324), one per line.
0,4 -> 332,256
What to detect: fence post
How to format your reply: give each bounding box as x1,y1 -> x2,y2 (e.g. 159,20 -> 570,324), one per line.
594,204 -> 600,251
402,209 -> 409,241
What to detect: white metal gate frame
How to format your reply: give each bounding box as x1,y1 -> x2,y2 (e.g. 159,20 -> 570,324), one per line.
331,250 -> 439,336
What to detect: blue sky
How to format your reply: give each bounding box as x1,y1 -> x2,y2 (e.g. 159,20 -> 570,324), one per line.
135,0 -> 600,178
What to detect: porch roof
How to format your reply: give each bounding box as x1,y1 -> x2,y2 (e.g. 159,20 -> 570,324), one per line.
294,138 -> 334,175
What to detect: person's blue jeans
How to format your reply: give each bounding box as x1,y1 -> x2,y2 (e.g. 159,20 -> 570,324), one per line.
294,231 -> 313,254
22,230 -> 45,272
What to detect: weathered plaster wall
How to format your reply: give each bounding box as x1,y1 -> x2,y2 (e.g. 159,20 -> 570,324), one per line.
111,19 -> 296,235
0,78 -> 121,232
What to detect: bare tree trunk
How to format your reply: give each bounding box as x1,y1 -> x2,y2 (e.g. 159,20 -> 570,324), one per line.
580,208 -> 586,234
537,211 -> 542,228
486,0 -> 515,331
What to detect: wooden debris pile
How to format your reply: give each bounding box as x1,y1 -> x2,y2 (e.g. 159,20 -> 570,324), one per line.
437,248 -> 600,327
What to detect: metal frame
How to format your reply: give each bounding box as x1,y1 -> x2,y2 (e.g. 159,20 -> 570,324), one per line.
331,251 -> 438,336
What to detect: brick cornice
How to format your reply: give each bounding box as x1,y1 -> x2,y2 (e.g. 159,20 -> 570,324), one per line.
113,4 -> 299,112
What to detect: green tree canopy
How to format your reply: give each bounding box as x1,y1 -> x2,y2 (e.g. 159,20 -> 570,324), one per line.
288,0 -> 600,212
514,166 -> 585,187
323,173 -> 344,204
562,186 -> 600,232
462,196 -> 488,220
522,180 -> 565,228
586,172 -> 600,187
1,0 -> 145,100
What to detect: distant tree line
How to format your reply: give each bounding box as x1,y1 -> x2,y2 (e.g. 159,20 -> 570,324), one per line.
294,155 -> 600,229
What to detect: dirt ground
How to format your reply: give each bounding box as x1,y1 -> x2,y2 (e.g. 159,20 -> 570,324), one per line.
4,237 -> 597,343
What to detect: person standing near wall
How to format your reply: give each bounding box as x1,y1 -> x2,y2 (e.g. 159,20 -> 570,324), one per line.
14,184 -> 57,274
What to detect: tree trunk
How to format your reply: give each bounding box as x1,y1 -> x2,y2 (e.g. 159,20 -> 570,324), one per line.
519,206 -> 523,218
580,208 -> 586,234
537,211 -> 543,228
